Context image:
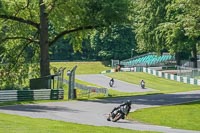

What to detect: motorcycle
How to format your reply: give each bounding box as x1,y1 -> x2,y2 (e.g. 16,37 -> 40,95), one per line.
141,82 -> 145,89
107,105 -> 129,122
109,80 -> 114,87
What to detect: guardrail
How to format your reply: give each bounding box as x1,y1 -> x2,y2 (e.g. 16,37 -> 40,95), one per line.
0,89 -> 64,102
75,83 -> 108,97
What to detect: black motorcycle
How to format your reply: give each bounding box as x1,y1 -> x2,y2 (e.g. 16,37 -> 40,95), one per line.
107,105 -> 129,122
109,79 -> 114,87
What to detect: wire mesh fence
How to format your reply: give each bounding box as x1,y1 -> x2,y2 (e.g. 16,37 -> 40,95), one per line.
177,66 -> 200,79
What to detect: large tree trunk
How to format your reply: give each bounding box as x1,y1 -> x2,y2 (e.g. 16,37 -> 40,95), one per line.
175,52 -> 181,66
191,43 -> 197,68
39,0 -> 50,77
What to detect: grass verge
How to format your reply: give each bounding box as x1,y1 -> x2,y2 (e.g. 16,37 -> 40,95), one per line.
128,101 -> 200,131
0,113 -> 158,133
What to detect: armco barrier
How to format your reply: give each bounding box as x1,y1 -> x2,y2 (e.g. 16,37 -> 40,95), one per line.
137,67 -> 200,86
0,89 -> 64,102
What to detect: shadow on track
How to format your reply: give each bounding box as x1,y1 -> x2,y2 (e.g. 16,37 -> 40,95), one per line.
0,104 -> 82,113
83,92 -> 200,107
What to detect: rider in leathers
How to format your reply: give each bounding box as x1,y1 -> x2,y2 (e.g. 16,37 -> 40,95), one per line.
107,100 -> 131,121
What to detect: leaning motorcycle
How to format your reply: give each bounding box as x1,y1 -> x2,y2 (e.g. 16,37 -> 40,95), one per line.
107,105 -> 129,122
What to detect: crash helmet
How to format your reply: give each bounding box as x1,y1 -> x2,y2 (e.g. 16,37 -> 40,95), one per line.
126,100 -> 131,106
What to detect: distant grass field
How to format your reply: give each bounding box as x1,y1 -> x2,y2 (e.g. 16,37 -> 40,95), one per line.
128,101 -> 200,131
0,113 -> 157,133
50,61 -> 110,75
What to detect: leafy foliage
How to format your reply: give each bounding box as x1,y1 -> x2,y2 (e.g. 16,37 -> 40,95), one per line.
0,0 -> 133,89
134,0 -> 170,53
134,0 -> 200,65
90,25 -> 136,60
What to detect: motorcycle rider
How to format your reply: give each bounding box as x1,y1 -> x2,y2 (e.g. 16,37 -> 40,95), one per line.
109,78 -> 114,87
107,100 -> 131,121
140,79 -> 145,89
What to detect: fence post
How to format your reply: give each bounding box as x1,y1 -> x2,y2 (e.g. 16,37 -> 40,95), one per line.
67,65 -> 77,100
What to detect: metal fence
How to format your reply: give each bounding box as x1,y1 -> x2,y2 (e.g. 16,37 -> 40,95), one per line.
29,67 -> 66,90
63,79 -> 108,98
75,83 -> 108,97
0,89 -> 64,102
177,66 -> 200,79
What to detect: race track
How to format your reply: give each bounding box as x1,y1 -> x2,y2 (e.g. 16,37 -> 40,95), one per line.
0,74 -> 200,133
76,74 -> 155,92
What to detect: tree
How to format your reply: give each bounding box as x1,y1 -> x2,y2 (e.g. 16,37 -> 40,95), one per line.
0,0 -> 133,80
180,0 -> 200,67
49,38 -> 73,60
134,0 -> 170,53
158,0 -> 200,67
90,25 -> 136,60
134,0 -> 200,67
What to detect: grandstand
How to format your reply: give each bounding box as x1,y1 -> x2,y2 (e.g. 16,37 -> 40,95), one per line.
120,53 -> 175,68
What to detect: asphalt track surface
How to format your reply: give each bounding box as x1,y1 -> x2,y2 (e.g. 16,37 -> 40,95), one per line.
76,74 -> 155,92
0,74 -> 200,133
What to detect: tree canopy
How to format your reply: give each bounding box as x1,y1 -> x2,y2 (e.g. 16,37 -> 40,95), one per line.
134,0 -> 200,66
90,25 -> 136,60
0,0 -> 133,88
0,0 -> 200,89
